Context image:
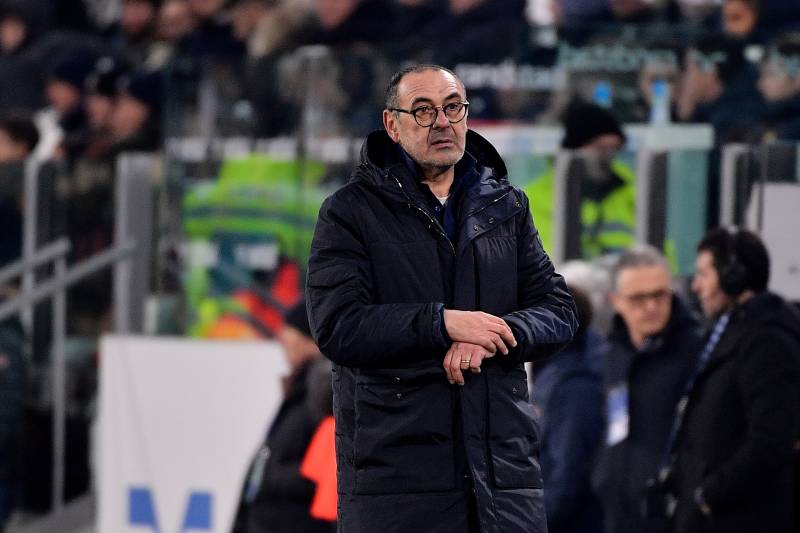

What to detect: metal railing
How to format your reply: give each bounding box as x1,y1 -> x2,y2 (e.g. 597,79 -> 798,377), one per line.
1,153 -> 156,529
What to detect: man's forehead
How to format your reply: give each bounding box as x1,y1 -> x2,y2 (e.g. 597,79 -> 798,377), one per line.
696,250 -> 714,268
617,265 -> 671,288
397,69 -> 465,104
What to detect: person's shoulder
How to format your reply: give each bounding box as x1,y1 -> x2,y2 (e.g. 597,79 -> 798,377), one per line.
321,179 -> 371,209
506,185 -> 530,209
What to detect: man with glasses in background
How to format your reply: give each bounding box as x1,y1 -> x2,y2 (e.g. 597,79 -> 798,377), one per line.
594,245 -> 703,533
306,64 -> 577,533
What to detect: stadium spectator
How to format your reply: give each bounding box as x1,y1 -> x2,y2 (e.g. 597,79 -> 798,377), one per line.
232,0 -> 313,137
676,35 -> 764,144
156,0 -> 196,44
532,285 -> 606,533
0,113 -> 37,532
552,0 -> 614,42
593,245 -> 702,533
64,56 -> 129,278
83,56 -> 129,158
0,3 -> 38,56
388,0 -> 447,60
668,228 -> 800,533
109,69 -> 164,152
0,114 -> 39,163
0,2 -> 51,113
524,101 -> 636,259
146,0 -> 197,67
0,113 -> 38,269
0,306 -> 25,533
44,48 -> 99,162
721,0 -> 759,41
429,0 -> 528,65
758,34 -> 800,141
673,0 -> 719,27
298,0 -> 393,47
422,0 -> 529,120
232,299 -> 335,533
183,0 -> 246,57
609,0 -> 660,23
230,0 -> 312,59
104,0 -> 160,67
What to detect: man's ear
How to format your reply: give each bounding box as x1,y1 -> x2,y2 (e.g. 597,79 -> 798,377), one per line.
383,109 -> 400,143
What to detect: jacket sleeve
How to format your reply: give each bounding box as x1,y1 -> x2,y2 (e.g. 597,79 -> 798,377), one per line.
700,329 -> 800,510
306,191 -> 446,368
503,191 -> 578,363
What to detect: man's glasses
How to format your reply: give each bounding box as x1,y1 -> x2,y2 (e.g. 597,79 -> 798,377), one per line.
389,101 -> 469,127
619,289 -> 672,307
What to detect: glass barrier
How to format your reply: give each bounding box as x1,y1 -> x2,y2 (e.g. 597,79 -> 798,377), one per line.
652,148 -> 711,275
720,142 -> 800,299
156,49 -> 722,338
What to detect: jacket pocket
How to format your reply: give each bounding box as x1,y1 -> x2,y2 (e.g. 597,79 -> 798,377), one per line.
487,367 -> 543,489
353,370 -> 455,494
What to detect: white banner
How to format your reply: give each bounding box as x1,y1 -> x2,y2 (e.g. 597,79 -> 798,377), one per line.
98,336 -> 287,533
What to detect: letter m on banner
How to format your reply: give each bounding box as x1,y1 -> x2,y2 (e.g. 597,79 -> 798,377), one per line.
129,487 -> 212,533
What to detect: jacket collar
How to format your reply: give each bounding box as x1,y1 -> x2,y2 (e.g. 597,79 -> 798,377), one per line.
701,291 -> 800,373
355,129 -> 508,194
353,129 -> 518,248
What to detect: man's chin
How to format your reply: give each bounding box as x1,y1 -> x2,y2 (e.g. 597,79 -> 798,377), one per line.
423,151 -> 463,169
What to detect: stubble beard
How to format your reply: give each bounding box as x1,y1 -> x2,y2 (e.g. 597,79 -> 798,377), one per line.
402,142 -> 464,180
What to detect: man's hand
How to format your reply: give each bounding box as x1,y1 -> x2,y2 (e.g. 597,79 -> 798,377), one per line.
443,342 -> 495,385
443,310 -> 517,355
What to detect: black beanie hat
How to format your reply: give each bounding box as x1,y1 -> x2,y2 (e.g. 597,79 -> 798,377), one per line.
284,298 -> 312,338
560,101 -> 627,150
50,48 -> 98,90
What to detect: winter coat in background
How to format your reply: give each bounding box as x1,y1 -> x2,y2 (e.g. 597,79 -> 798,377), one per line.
232,358 -> 335,533
532,328 -> 607,533
670,292 -> 800,533
595,296 -> 703,533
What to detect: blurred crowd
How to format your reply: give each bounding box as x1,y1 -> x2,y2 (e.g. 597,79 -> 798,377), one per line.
1,0 -> 800,532
532,230 -> 800,533
1,0 -> 800,149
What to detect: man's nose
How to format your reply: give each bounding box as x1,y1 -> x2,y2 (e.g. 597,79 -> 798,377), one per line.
433,107 -> 450,128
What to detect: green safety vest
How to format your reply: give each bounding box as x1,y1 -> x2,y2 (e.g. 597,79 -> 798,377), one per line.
523,159 -> 637,259
183,154 -> 326,263
182,154 -> 327,337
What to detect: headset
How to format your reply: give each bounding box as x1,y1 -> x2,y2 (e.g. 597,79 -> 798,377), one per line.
718,226 -> 748,296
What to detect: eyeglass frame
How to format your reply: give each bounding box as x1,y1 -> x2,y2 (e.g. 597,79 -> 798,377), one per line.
617,288 -> 672,307
388,101 -> 470,127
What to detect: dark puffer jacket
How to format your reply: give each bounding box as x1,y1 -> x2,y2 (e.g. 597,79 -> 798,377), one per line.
307,129 -> 577,533
595,296 -> 703,533
670,292 -> 800,533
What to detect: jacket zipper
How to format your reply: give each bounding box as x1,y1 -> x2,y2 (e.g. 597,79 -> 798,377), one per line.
388,172 -> 456,256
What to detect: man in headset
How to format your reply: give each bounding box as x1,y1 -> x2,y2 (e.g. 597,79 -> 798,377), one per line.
666,228 -> 800,533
